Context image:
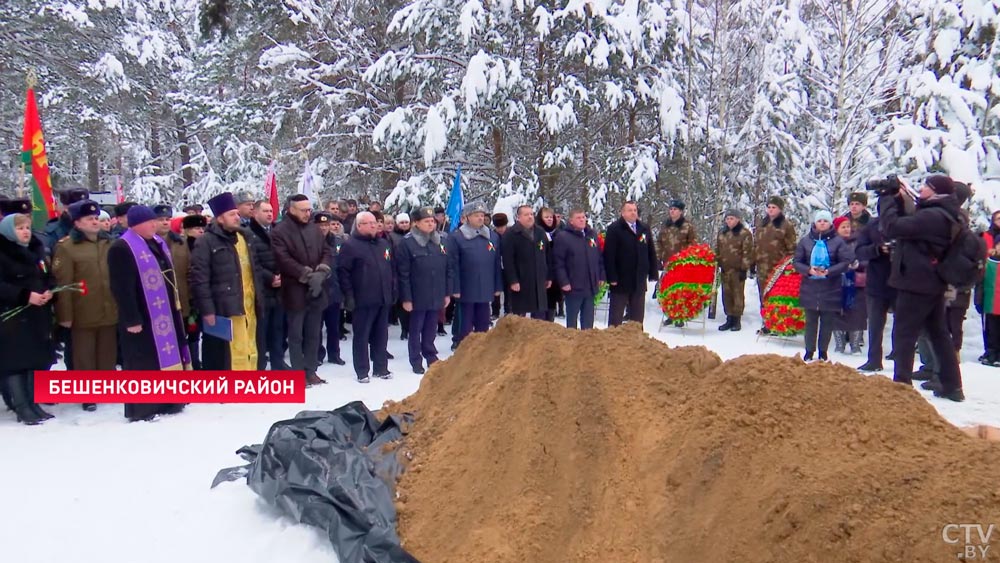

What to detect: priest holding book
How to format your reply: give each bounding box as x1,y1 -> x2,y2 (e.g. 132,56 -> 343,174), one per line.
107,205 -> 190,422
189,192 -> 264,371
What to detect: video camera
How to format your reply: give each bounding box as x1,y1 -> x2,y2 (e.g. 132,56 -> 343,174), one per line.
865,174 -> 901,196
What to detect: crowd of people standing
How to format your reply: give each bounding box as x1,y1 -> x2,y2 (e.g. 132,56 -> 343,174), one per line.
0,174 -> 984,424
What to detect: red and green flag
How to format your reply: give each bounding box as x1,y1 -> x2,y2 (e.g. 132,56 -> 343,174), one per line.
984,259 -> 1000,315
22,87 -> 57,230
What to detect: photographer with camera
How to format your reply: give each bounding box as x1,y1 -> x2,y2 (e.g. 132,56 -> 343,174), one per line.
876,174 -> 969,402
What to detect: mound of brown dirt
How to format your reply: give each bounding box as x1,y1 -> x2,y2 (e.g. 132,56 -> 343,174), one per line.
389,316 -> 1000,563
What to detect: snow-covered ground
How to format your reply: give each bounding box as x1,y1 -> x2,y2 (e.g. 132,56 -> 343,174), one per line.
2,283 -> 998,563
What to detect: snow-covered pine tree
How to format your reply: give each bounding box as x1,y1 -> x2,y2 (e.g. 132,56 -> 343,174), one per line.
731,0 -> 819,226
798,0 -> 907,214
888,0 -> 1000,210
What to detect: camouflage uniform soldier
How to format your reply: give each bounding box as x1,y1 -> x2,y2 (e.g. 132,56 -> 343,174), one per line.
844,192 -> 872,234
753,196 -> 798,332
716,209 -> 754,331
656,200 -> 698,266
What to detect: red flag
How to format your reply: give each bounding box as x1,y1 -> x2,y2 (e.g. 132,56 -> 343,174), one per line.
115,175 -> 124,203
265,160 -> 279,212
21,88 -> 57,229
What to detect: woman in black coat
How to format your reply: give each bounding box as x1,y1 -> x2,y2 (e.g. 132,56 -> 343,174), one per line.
832,217 -> 868,354
0,213 -> 56,425
537,207 -> 563,320
793,211 -> 854,361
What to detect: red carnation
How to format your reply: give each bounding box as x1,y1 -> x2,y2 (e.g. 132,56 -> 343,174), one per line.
79,280 -> 89,296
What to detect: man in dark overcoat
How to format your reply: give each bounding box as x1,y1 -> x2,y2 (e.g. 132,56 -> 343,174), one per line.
501,205 -> 552,318
272,194 -> 332,386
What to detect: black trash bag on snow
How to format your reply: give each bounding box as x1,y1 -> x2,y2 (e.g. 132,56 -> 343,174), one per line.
212,401 -> 420,563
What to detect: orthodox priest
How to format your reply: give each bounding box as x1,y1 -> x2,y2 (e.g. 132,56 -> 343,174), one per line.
189,192 -> 262,370
107,205 -> 190,422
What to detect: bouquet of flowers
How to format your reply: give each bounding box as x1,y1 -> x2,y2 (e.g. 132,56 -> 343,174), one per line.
593,232 -> 609,306
761,258 -> 805,336
593,281 -> 609,306
657,244 -> 716,322
1,280 -> 88,323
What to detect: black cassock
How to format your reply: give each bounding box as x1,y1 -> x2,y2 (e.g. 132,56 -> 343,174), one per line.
108,237 -> 188,422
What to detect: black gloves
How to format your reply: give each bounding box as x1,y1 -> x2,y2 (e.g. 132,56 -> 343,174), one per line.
307,273 -> 324,298
301,264 -> 331,299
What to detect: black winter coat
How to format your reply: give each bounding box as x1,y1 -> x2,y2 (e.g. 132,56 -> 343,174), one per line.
248,219 -> 280,309
189,224 -> 263,319
854,217 -> 896,302
338,233 -> 394,308
539,219 -> 564,309
323,234 -> 345,304
396,232 -> 452,311
603,217 -> 659,293
879,194 -> 961,296
0,235 -> 55,374
793,227 -> 854,312
445,227 -> 502,304
501,223 -> 552,314
553,227 -> 604,297
271,214 -> 332,311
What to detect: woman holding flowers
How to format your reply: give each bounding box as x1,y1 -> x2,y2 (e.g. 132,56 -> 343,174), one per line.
793,210 -> 854,361
0,212 -> 56,425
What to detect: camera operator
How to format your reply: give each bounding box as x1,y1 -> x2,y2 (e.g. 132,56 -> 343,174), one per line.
877,174 -> 964,402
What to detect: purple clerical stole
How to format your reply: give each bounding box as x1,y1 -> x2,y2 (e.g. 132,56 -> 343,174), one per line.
120,230 -> 190,370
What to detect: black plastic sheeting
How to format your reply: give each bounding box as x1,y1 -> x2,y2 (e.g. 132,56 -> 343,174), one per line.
212,401 -> 420,563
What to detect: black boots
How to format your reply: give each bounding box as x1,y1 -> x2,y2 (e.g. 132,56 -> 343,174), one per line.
1,373 -> 47,425
933,387 -> 965,402
980,352 -> 1000,367
857,360 -> 882,372
718,316 -> 742,331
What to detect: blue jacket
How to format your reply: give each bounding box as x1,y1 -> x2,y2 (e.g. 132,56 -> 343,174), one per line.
337,232 -> 394,307
396,231 -> 452,311
446,226 -> 502,304
793,227 -> 854,311
553,227 -> 604,297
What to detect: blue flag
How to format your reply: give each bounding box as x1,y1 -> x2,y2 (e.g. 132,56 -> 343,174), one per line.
445,165 -> 464,232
